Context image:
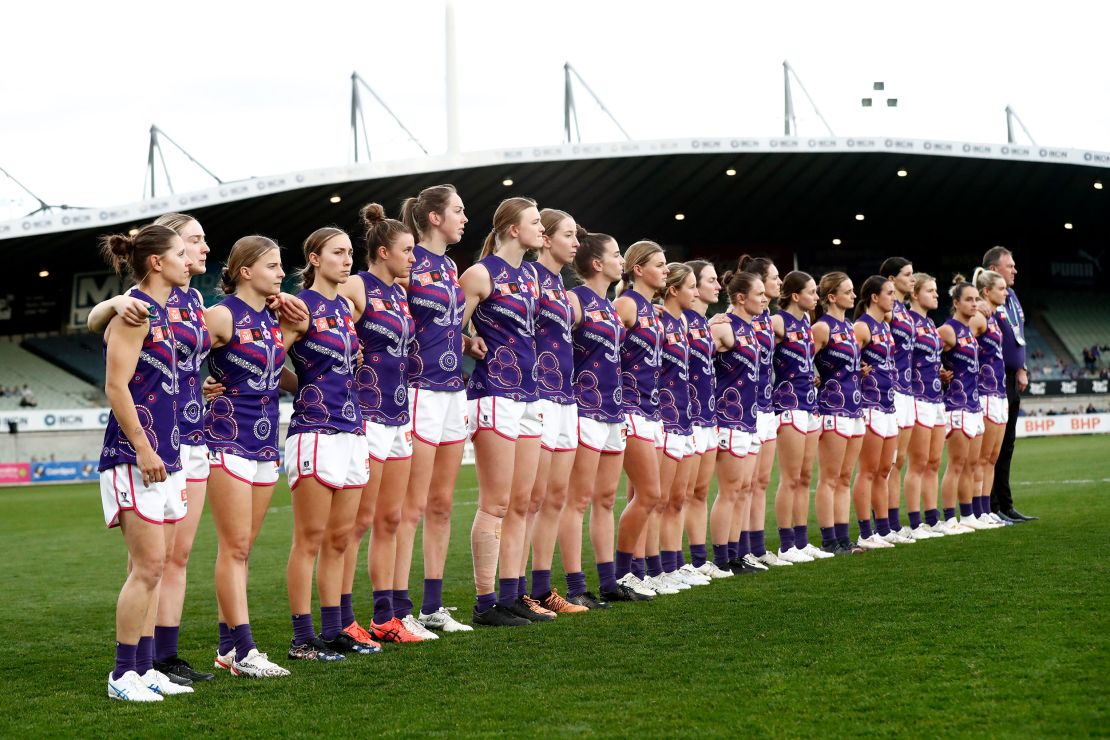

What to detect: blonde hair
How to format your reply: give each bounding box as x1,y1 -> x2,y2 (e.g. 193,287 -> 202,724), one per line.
480,197 -> 539,259
661,262 -> 693,300
153,212 -> 197,234
221,236 -> 280,294
972,267 -> 1004,294
616,240 -> 664,297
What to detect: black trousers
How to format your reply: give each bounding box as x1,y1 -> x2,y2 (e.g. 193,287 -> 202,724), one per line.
990,368 -> 1020,512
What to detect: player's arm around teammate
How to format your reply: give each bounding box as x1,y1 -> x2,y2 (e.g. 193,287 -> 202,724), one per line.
973,269 -> 1012,528
98,225 -> 195,702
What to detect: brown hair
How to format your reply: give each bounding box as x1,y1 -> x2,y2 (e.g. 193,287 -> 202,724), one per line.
736,254 -> 775,282
661,262 -> 694,301
879,256 -> 912,279
400,184 -> 457,241
853,275 -> 890,320
949,272 -> 975,312
724,271 -> 762,306
98,224 -> 180,283
298,227 -> 347,290
818,271 -> 851,306
540,208 -> 573,241
360,203 -> 411,265
153,212 -> 198,235
686,259 -> 713,286
616,240 -> 665,297
982,246 -> 1011,270
220,236 -> 280,294
780,270 -> 815,311
572,226 -> 617,280
480,197 -> 539,259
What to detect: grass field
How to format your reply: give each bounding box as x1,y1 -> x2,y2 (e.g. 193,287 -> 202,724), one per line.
1,435 -> 1107,737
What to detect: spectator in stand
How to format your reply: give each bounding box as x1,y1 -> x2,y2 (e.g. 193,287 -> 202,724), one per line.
982,246 -> 1037,523
19,385 -> 37,407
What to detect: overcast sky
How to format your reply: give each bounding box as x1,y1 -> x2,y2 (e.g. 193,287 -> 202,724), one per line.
2,0 -> 1108,219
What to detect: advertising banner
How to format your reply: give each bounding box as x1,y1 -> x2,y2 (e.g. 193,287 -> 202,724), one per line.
0,462 -> 31,484
1015,413 -> 1109,438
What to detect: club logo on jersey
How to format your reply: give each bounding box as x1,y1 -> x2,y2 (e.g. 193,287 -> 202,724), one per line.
543,289 -> 565,302
752,320 -> 769,332
689,328 -> 707,340
958,335 -> 976,347
916,326 -> 930,336
314,316 -> 340,332
737,334 -> 754,347
344,316 -> 357,334
496,282 -> 522,296
151,326 -> 168,343
370,298 -> 388,312
236,313 -> 253,326
415,270 -> 444,286
638,317 -> 655,329
313,302 -> 328,316
400,302 -> 412,318
666,332 -> 683,345
272,328 -> 284,348
237,328 -> 266,344
588,310 -> 608,323
787,331 -> 807,342
832,331 -> 851,344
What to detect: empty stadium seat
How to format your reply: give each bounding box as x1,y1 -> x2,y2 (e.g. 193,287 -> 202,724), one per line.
0,339 -> 103,409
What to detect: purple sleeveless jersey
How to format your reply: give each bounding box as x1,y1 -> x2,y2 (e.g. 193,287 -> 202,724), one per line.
978,312 -> 1006,399
658,310 -> 692,434
467,255 -> 539,402
355,272 -> 415,426
714,313 -> 760,432
752,309 -> 775,413
815,314 -> 862,418
571,285 -> 625,424
909,311 -> 944,403
99,289 -> 181,472
684,309 -> 716,426
532,263 -> 575,405
287,290 -> 363,436
942,318 -> 980,412
204,295 -> 285,461
406,246 -> 465,391
889,299 -> 915,395
772,311 -> 817,414
620,290 -> 664,420
166,287 -> 211,445
858,313 -> 896,413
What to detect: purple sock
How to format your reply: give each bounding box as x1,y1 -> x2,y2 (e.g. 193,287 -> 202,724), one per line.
794,525 -> 809,550
218,622 -> 234,655
690,543 -> 708,567
966,500 -> 978,518
740,532 -> 752,557
531,569 -> 552,599
944,507 -> 957,522
778,527 -> 795,552
976,496 -> 988,517
113,642 -> 137,680
909,510 -> 923,529
135,636 -> 153,675
373,590 -> 394,625
393,589 -> 413,619
153,625 -> 179,663
646,555 -> 663,577
632,557 -> 647,580
476,592 -> 496,613
569,570 -> 589,597
518,576 -> 528,598
497,578 -> 519,608
660,551 -> 675,573
676,549 -> 686,568
231,624 -> 256,658
751,530 -> 767,556
925,509 -> 939,527
595,563 -> 616,593
320,605 -> 343,641
835,523 -> 850,545
615,550 -> 634,578
713,544 -> 731,568
292,613 -> 315,645
727,541 -> 739,561
876,515 -> 891,536
421,579 -> 443,615
889,507 -> 901,531
858,519 -> 874,540
821,526 -> 837,547
340,593 -> 355,628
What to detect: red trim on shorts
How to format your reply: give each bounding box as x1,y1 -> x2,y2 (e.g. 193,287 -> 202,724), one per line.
719,429 -> 749,459
185,477 -> 209,483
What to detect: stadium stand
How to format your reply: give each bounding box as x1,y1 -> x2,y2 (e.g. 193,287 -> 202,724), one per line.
22,333 -> 106,387
0,338 -> 103,409
1040,292 -> 1110,372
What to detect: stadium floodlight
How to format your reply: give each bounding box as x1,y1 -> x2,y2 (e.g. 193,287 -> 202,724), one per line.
143,125 -> 223,200
502,178 -> 513,187
1005,105 -> 1037,145
832,238 -> 842,245
38,270 -> 49,278
1094,181 -> 1103,190
855,213 -> 865,221
350,71 -> 428,164
674,213 -> 686,221
1064,222 -> 1074,230
726,168 -> 737,176
563,63 -> 631,145
897,169 -> 908,177
783,61 -> 835,136
329,195 -> 342,204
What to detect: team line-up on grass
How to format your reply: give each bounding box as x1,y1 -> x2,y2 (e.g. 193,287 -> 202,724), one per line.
88,185 -> 1038,703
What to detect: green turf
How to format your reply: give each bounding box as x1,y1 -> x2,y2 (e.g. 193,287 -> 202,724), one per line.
1,436 -> 1107,737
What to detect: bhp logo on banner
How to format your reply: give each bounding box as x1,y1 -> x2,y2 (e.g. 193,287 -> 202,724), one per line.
1022,418 -> 1055,434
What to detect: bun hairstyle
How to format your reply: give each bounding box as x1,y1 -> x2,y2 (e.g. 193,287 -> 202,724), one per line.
779,270 -> 815,311
298,226 -> 347,290
723,271 -> 762,306
736,254 -> 775,282
853,275 -> 890,320
879,256 -> 912,279
660,262 -> 693,301
572,226 -> 616,280
480,196 -> 539,259
98,224 -> 180,283
616,240 -> 665,297
360,202 -> 411,265
153,212 -> 197,235
400,184 -> 457,241
972,266 -> 1004,294
220,235 -> 280,294
949,273 -> 975,312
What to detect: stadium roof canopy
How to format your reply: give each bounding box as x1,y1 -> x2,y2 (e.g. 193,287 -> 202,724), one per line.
2,135 -> 1107,293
